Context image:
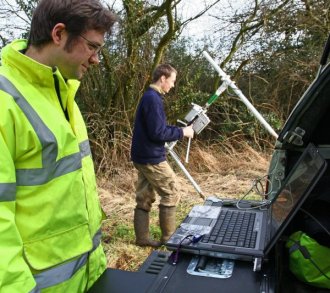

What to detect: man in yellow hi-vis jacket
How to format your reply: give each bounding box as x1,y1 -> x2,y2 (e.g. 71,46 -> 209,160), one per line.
0,1 -> 116,292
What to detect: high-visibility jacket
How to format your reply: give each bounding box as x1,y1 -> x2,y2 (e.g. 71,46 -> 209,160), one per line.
0,40 -> 106,292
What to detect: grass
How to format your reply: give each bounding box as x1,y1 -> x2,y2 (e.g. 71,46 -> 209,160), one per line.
98,140 -> 271,271
99,189 -> 197,271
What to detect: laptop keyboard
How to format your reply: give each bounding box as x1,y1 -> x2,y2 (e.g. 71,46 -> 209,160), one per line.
201,209 -> 258,248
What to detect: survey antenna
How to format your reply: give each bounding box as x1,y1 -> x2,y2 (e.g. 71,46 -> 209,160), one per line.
202,51 -> 278,139
167,51 -> 278,198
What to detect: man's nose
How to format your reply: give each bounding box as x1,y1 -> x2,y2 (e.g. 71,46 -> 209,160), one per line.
89,53 -> 100,65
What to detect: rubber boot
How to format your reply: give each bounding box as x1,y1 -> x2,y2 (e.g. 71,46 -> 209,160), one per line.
159,206 -> 177,244
134,208 -> 161,248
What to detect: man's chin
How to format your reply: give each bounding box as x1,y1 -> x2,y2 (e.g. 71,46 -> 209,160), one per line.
68,72 -> 84,81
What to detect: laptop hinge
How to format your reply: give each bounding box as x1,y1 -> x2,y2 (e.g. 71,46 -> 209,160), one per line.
282,127 -> 306,146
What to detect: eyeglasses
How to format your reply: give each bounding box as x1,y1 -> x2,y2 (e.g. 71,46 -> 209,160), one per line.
79,34 -> 105,55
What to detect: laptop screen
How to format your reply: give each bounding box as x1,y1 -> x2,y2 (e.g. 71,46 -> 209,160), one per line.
266,143 -> 326,250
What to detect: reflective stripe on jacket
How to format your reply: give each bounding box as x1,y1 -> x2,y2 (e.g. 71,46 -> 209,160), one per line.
0,39 -> 106,292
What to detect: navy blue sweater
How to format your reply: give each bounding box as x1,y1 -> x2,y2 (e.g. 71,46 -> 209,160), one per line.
131,87 -> 183,164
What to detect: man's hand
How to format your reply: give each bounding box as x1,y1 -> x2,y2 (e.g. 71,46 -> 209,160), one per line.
182,125 -> 194,138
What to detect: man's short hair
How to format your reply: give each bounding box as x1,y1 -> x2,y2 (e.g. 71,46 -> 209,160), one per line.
27,0 -> 117,48
152,64 -> 177,83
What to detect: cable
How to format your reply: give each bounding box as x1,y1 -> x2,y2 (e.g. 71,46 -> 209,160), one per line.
235,174 -> 273,210
169,234 -> 204,265
300,208 -> 330,237
287,237 -> 330,281
308,257 -> 330,281
285,205 -> 330,283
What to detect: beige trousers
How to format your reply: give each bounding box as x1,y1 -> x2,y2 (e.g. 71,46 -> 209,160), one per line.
133,161 -> 181,212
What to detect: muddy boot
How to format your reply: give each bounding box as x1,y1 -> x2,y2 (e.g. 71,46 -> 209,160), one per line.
159,206 -> 176,244
134,208 -> 161,248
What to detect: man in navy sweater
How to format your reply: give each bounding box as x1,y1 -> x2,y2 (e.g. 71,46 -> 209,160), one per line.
131,64 -> 194,247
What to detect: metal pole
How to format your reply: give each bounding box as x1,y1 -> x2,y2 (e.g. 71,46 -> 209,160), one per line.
185,137 -> 192,163
167,148 -> 205,199
203,51 -> 278,139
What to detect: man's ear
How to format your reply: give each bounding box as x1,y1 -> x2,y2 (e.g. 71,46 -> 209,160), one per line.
51,23 -> 66,46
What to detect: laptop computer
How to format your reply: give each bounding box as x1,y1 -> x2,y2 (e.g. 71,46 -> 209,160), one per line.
166,143 -> 327,266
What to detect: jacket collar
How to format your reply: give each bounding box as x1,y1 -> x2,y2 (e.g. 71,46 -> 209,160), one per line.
150,83 -> 165,95
1,39 -> 80,112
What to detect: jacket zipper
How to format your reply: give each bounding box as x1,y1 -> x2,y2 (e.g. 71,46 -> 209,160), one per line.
53,70 -> 69,121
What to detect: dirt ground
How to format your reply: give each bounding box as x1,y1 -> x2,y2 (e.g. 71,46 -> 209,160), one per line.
97,145 -> 271,270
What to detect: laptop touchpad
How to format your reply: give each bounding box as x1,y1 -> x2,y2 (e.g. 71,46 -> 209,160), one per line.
188,217 -> 213,226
